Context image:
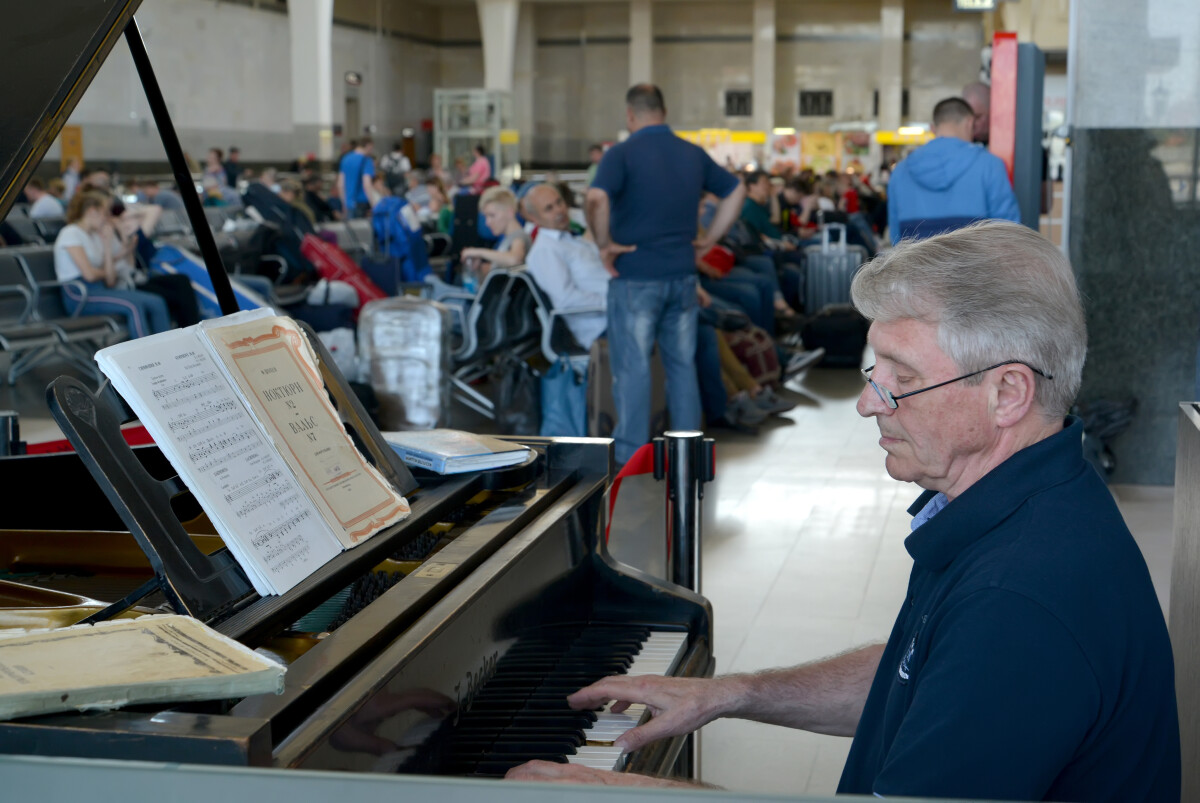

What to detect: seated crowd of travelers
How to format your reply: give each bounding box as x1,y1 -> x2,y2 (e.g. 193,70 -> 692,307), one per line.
0,142 -> 876,440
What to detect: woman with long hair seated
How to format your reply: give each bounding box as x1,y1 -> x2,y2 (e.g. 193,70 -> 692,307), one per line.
53,190 -> 170,339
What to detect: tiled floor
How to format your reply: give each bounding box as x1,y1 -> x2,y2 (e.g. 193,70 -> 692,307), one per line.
689,368 -> 1177,797
0,358 -> 1177,797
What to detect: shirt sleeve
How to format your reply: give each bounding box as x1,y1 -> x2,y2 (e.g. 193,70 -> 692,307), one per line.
701,151 -> 739,198
56,225 -> 89,253
985,156 -> 1021,222
363,157 -> 376,178
590,148 -> 625,198
872,589 -> 1100,801
526,242 -> 607,311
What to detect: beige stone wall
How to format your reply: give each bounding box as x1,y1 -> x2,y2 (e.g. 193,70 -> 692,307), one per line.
58,0 -> 992,165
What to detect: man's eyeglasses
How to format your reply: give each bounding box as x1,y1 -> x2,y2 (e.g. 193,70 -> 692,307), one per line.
861,361 -> 1053,410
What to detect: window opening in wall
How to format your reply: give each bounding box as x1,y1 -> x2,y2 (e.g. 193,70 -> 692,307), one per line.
873,89 -> 911,118
725,90 -> 752,118
799,90 -> 834,117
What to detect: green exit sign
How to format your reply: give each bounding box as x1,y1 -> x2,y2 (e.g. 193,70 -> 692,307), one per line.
955,0 -> 997,10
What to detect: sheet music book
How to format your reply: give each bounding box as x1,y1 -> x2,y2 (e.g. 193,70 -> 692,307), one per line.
95,310 -> 411,596
0,615 -> 285,721
382,429 -> 530,474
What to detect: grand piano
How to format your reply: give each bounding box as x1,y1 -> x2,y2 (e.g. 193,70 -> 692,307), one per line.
0,0 -> 714,789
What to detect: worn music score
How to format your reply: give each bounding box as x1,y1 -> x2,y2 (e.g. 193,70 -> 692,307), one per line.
94,310 -> 410,595
201,314 -> 411,548
0,615 -> 285,721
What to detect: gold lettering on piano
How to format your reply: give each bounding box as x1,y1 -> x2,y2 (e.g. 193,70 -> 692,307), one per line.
453,650 -> 499,726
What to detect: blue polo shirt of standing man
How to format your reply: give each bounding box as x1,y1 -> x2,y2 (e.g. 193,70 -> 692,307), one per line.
338,137 -> 376,220
586,84 -> 746,464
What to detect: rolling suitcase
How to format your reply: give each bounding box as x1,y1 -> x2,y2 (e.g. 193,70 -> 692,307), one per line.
586,337 -> 668,440
802,223 -> 868,315
358,297 -> 453,430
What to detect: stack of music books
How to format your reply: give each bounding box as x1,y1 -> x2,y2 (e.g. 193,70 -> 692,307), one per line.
0,615 -> 284,721
95,309 -> 412,596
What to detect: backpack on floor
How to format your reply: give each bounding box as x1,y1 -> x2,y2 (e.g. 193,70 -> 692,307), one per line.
723,326 -> 781,385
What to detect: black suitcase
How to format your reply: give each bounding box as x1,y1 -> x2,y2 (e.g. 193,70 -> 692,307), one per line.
801,304 -> 870,367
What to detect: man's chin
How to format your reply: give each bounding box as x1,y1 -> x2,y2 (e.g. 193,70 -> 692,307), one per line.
883,454 -> 919,483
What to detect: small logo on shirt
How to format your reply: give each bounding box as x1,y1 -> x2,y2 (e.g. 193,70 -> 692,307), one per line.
897,615 -> 928,685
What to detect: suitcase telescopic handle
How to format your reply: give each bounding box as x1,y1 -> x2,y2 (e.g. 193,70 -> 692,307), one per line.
822,222 -> 848,253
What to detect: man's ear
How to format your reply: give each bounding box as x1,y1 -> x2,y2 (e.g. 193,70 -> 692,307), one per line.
992,365 -> 1039,428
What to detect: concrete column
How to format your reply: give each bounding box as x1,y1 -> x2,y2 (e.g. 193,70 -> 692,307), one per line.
629,0 -> 653,85
288,0 -> 334,161
752,0 -> 776,133
513,2 -> 535,163
478,0 -> 521,92
878,0 -> 905,131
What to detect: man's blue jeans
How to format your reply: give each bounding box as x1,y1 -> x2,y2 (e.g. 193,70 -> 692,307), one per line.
607,276 -> 702,464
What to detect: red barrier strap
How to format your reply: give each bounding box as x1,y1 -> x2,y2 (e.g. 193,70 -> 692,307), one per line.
25,424 -> 153,455
604,442 -> 660,545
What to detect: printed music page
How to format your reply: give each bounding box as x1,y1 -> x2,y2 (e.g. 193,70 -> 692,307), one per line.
199,313 -> 411,549
95,326 -> 343,596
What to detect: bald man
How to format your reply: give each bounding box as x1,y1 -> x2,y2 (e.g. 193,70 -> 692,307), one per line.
962,81 -> 991,145
522,184 -> 611,351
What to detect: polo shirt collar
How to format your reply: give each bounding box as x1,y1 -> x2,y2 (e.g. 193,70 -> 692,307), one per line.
904,416 -> 1086,571
630,124 -> 672,139
538,228 -> 572,240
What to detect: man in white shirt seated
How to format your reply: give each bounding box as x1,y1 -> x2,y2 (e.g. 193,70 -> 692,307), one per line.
25,178 -> 64,219
522,183 -> 611,351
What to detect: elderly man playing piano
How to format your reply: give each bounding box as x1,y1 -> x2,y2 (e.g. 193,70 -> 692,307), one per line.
508,222 -> 1181,802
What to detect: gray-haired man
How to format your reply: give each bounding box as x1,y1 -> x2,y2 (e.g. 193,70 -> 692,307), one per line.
508,222 -> 1180,802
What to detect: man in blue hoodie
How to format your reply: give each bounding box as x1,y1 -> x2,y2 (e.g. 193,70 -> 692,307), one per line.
887,97 -> 1019,244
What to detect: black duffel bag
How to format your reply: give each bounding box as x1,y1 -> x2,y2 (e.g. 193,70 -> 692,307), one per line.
801,303 -> 870,367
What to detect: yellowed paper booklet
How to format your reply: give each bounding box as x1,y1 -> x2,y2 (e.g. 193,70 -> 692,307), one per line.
0,615 -> 284,721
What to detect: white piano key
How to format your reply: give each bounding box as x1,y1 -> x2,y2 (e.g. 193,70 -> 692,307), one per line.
575,629 -> 689,770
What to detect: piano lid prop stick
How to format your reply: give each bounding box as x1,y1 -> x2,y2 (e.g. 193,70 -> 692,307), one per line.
123,17 -> 239,316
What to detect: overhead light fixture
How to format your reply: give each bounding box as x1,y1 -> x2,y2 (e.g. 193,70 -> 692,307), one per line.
772,127 -> 796,135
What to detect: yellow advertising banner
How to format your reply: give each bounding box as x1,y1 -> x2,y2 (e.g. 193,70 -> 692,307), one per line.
59,125 -> 83,171
800,132 -> 841,173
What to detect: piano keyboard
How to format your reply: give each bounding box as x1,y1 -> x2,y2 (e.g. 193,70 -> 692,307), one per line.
400,625 -> 688,777
568,632 -> 688,769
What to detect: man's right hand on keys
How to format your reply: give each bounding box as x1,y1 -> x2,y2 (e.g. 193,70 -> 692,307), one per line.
566,675 -> 732,753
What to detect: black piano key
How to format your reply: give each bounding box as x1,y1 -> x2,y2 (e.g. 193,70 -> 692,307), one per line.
405,622 -> 674,777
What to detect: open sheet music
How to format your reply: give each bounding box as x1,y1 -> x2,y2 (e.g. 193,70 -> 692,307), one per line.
95,310 -> 411,596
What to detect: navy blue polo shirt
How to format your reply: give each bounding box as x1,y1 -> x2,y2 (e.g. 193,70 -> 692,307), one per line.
838,418 -> 1179,801
591,125 -> 738,282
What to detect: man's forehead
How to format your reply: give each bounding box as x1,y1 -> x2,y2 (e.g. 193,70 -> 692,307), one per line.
867,319 -> 944,368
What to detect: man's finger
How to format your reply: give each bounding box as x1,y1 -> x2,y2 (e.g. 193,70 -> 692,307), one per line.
506,760 -> 611,784
568,676 -> 641,710
613,713 -> 679,753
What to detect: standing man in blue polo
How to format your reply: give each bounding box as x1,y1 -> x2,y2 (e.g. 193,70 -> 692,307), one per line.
585,84 -> 746,464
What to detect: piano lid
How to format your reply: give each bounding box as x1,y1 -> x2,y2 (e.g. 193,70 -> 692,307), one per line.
0,0 -> 143,221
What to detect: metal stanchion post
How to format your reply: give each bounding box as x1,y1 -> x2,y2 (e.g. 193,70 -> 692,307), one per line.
659,430 -> 716,781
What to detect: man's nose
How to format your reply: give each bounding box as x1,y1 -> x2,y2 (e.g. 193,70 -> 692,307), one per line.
856,382 -> 891,418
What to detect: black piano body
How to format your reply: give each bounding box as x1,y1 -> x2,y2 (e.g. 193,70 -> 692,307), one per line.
0,428 -> 713,776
